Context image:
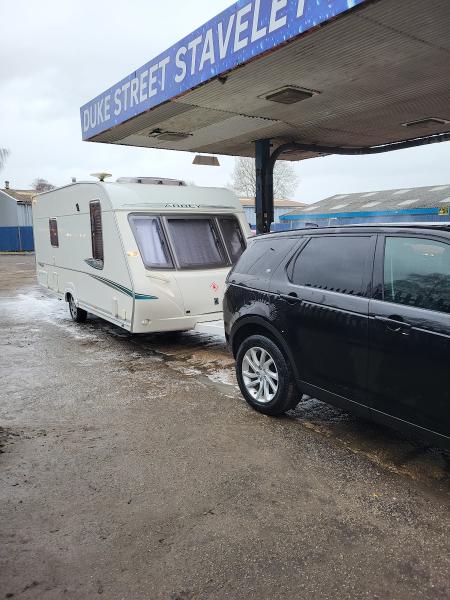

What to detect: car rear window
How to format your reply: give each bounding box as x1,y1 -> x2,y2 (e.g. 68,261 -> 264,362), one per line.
233,237 -> 298,277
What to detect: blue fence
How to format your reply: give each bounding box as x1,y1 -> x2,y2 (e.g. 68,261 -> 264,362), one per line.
0,227 -> 34,251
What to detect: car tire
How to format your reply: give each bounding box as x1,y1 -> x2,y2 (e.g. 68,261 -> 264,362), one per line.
235,334 -> 299,416
68,294 -> 88,323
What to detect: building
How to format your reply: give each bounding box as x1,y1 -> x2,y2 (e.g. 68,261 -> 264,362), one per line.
0,182 -> 34,251
281,185 -> 450,229
240,198 -> 306,230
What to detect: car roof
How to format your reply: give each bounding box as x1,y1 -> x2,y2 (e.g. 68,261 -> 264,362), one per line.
255,223 -> 450,240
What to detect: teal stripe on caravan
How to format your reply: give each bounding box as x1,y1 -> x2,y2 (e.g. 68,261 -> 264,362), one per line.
89,274 -> 158,300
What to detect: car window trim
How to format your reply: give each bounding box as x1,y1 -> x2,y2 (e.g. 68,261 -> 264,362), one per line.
285,237 -> 310,282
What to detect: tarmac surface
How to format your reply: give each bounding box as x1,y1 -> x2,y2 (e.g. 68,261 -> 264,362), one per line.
0,254 -> 449,600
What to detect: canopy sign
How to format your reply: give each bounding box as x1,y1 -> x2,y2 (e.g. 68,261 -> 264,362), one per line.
80,0 -> 366,140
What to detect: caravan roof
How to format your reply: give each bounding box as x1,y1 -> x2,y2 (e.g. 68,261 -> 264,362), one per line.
33,181 -> 242,216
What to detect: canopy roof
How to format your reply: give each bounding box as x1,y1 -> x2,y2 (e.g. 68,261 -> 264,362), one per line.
81,0 -> 450,161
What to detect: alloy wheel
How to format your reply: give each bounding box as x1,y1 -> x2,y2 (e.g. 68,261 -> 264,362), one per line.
242,346 -> 279,404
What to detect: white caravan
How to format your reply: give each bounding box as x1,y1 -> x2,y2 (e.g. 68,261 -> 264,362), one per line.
32,178 -> 249,333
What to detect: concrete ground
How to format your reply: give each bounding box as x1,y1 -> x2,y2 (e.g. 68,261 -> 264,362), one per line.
0,254 -> 448,600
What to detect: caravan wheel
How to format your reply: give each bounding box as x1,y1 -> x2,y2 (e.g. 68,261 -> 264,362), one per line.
68,295 -> 88,323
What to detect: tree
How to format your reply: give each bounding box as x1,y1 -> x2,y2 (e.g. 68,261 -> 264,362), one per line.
0,148 -> 9,172
31,178 -> 56,193
230,156 -> 299,199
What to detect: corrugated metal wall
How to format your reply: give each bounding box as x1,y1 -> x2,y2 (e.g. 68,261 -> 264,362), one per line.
17,203 -> 33,226
0,227 -> 34,251
0,193 -> 35,251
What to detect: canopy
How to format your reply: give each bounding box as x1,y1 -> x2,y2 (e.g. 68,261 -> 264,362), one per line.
80,0 -> 450,161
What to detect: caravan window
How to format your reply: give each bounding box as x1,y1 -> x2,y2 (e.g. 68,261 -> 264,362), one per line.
218,217 -> 245,264
129,216 -> 173,269
49,218 -> 59,247
89,201 -> 104,264
167,218 -> 227,269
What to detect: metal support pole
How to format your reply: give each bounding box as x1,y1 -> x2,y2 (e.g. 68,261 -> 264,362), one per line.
254,130 -> 450,235
255,139 -> 274,235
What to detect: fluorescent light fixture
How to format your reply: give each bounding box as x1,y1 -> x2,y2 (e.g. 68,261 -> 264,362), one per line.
263,86 -> 316,105
149,129 -> 192,141
401,117 -> 450,128
193,155 -> 220,166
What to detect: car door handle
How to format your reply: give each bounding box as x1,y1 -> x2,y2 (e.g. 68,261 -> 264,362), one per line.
374,315 -> 411,335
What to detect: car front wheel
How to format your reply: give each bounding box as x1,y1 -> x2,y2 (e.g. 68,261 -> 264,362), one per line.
235,334 -> 299,416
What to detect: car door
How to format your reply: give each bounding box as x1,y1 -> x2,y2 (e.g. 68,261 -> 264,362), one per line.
368,234 -> 450,440
270,234 -> 376,403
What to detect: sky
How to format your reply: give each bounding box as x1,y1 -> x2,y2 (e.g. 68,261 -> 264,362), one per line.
1,0 -> 449,204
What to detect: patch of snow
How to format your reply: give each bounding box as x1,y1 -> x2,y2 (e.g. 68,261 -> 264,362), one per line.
195,320 -> 225,338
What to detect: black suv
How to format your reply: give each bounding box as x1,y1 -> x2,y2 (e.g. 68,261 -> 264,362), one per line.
224,225 -> 450,447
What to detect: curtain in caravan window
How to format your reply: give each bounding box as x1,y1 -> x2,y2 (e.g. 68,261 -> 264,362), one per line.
89,201 -> 104,263
167,219 -> 226,268
49,218 -> 59,248
130,216 -> 172,268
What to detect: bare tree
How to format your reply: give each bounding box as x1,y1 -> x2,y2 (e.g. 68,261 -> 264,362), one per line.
230,156 -> 299,199
31,178 -> 56,193
0,148 -> 9,172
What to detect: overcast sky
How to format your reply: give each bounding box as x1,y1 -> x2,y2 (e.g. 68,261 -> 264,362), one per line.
1,0 -> 449,204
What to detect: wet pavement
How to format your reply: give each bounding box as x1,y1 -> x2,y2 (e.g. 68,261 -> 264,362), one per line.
0,254 -> 449,600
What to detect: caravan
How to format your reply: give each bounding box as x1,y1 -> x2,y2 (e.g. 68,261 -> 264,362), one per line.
32,177 -> 249,333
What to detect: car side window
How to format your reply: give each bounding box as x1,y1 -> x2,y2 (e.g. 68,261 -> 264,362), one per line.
384,236 -> 450,314
292,236 -> 372,297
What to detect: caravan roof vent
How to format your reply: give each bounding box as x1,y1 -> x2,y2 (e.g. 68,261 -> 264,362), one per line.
116,177 -> 187,186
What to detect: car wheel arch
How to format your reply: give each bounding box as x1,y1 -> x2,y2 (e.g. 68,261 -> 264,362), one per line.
230,316 -> 300,383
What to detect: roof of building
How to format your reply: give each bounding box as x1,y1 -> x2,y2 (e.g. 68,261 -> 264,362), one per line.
282,185 -> 450,218
0,188 -> 35,204
240,198 -> 306,208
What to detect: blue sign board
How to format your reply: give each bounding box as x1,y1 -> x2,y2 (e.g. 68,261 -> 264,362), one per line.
80,0 -> 367,140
